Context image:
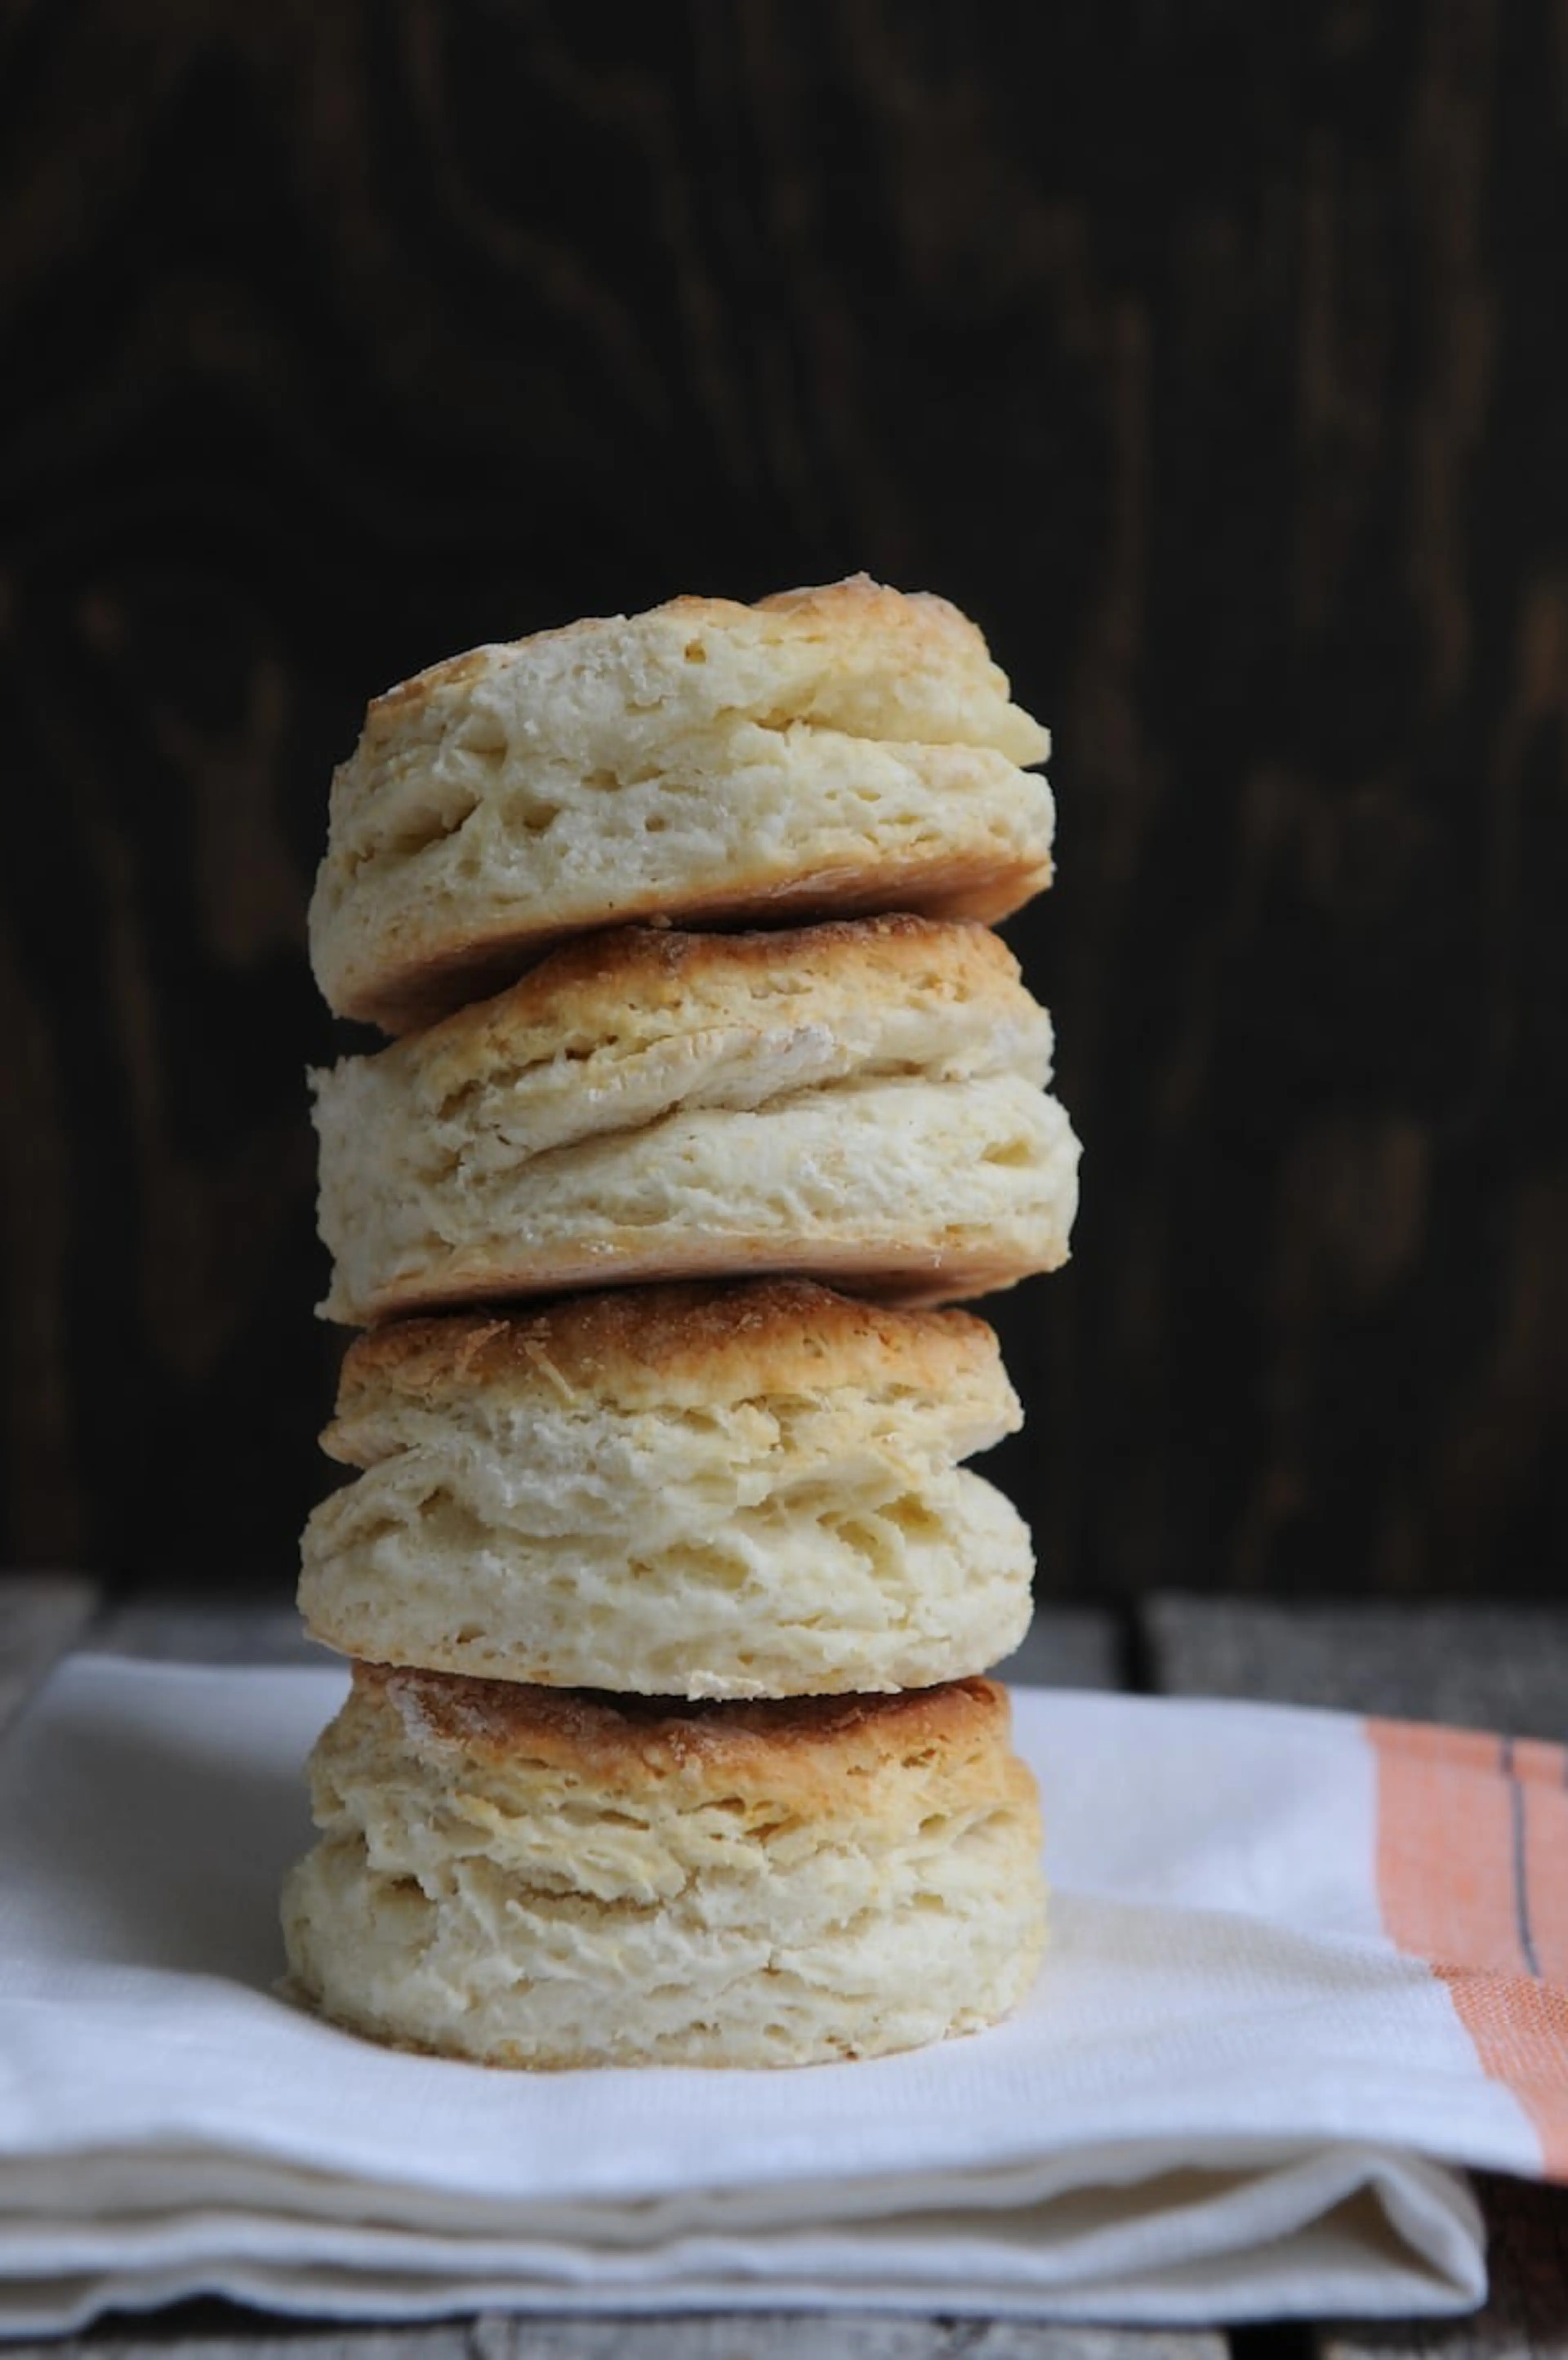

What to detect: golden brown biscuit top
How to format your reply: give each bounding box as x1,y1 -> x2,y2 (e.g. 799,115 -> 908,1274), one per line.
381,912 -> 1034,1074
331,1278 -> 1005,1422
355,1660 -> 1016,1801
357,575 -> 1044,760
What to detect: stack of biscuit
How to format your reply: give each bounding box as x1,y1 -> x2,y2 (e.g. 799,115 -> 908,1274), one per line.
282,578 -> 1080,2069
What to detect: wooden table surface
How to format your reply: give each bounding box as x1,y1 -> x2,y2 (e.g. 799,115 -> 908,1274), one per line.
1,1574 -> 1565,2360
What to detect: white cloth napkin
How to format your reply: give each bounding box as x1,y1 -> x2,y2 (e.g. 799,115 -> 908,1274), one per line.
0,1652 -> 1561,2335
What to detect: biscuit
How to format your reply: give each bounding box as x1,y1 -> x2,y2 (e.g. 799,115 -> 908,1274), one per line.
299,1281 -> 1033,1698
281,1664 -> 1047,2068
311,915 -> 1081,1322
308,577 -> 1054,1032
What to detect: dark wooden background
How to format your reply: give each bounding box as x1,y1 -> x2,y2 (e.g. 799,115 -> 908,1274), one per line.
2,0 -> 1564,1606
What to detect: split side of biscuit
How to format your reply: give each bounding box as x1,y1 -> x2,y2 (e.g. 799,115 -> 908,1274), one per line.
281,1665 -> 1047,2069
300,1279 -> 1034,1698
311,915 -> 1082,1323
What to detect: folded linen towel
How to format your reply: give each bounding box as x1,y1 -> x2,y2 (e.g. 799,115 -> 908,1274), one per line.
0,1653 -> 1562,2334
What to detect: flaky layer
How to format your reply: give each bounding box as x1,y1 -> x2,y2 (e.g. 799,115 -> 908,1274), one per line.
301,1283 -> 1031,1697
281,1667 -> 1047,2067
308,578 -> 1054,1032
311,918 -> 1080,1322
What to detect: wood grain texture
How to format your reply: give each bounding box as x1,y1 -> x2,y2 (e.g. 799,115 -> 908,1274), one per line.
1141,1595 -> 1568,1738
0,2315 -> 1228,2360
0,2 -> 1564,1598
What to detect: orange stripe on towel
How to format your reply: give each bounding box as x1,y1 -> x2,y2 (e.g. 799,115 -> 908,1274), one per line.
1521,1773 -> 1568,1989
1369,1718 -> 1568,2178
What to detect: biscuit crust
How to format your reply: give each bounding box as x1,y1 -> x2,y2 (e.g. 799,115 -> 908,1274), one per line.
361,1660 -> 1017,1794
327,1276 -> 1009,1431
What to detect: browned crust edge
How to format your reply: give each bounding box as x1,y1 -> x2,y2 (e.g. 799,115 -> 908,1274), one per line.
337,857 -> 1052,1036
353,1658 -> 1015,1782
327,1228 -> 1067,1330
332,1277 -> 1003,1419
